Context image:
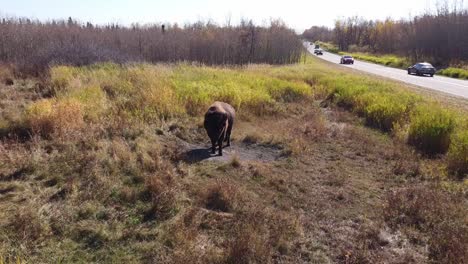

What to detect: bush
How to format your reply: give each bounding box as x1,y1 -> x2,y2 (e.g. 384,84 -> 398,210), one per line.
408,104 -> 455,154
447,130 -> 468,177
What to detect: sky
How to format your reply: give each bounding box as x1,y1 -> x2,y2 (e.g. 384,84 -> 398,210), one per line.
0,0 -> 459,32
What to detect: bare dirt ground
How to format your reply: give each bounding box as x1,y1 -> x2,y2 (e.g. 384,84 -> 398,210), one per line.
183,142 -> 284,164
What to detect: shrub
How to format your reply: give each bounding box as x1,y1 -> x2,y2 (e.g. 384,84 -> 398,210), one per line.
408,104 -> 455,154
447,130 -> 468,177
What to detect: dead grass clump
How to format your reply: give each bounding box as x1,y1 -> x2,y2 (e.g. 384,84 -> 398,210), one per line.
203,180 -> 240,213
428,219 -> 468,263
300,110 -> 327,140
228,154 -> 241,168
267,210 -> 303,255
226,209 -> 302,263
384,186 -> 467,263
143,176 -> 178,221
9,206 -> 47,242
72,222 -> 109,249
242,132 -> 264,145
392,144 -> 420,177
0,64 -> 14,85
4,78 -> 13,86
227,225 -> 271,264
24,99 -> 84,138
337,221 -> 388,264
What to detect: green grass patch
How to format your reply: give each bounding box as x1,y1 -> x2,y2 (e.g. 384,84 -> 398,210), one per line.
408,104 -> 455,154
447,130 -> 468,177
46,63 -> 313,122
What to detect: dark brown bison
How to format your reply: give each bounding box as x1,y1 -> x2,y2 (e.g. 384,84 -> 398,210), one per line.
204,101 -> 235,156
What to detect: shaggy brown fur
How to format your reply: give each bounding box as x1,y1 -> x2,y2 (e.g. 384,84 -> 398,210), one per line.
204,102 -> 235,156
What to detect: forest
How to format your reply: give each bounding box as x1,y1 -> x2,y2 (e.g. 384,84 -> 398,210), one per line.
0,17 -> 302,76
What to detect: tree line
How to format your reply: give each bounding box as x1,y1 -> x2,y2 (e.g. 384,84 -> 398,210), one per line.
303,2 -> 468,65
0,17 -> 303,76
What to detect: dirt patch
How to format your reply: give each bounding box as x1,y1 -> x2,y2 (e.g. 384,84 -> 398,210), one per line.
182,141 -> 284,164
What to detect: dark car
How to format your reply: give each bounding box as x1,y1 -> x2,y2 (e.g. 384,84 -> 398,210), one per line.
407,62 -> 436,77
340,55 -> 354,64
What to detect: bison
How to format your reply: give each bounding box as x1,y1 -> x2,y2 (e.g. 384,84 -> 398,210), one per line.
204,102 -> 235,156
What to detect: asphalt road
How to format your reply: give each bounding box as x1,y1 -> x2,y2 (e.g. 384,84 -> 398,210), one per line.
305,44 -> 468,99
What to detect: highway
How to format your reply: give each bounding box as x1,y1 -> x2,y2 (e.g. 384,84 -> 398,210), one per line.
305,44 -> 468,99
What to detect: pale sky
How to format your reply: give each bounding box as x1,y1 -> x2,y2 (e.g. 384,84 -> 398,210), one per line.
0,0 -> 462,32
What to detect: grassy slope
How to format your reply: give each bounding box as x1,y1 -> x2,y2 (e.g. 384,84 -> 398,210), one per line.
0,56 -> 467,263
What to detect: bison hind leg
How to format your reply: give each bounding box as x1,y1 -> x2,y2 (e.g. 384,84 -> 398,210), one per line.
225,124 -> 233,146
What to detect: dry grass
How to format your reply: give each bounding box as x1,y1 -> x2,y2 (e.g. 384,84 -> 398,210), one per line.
144,176 -> 178,221
0,57 -> 466,263
384,186 -> 467,263
203,180 -> 241,213
24,98 -> 85,138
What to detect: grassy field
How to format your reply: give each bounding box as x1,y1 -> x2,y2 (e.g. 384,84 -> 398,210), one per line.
0,56 -> 467,263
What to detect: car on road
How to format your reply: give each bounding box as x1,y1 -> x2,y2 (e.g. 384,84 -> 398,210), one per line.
340,55 -> 354,64
314,48 -> 323,55
407,62 -> 436,77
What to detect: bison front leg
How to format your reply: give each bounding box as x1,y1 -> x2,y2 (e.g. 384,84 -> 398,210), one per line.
218,138 -> 223,156
211,139 -> 216,154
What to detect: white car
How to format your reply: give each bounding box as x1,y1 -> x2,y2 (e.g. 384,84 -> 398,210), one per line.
314,48 -> 323,55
